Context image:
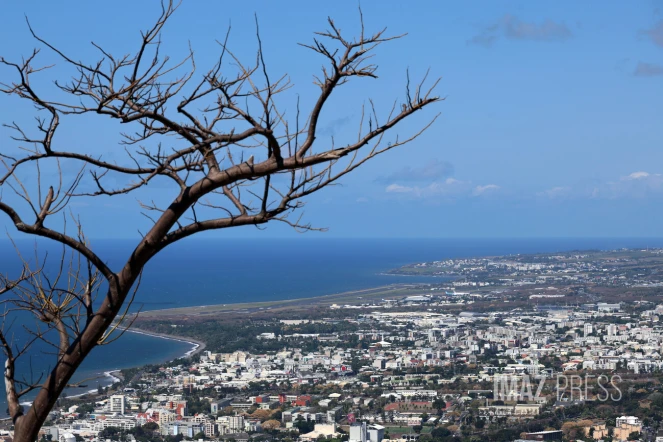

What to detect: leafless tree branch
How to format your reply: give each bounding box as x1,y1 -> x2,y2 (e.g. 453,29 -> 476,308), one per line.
0,2 -> 441,438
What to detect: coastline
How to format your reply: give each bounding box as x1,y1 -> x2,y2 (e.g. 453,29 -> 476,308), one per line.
125,328 -> 207,359
17,331 -> 199,410
89,329 -> 207,392
72,281 -> 433,396
19,372 -> 121,408
16,274 -> 442,409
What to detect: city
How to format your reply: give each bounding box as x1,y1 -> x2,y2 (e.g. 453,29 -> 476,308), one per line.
21,248 -> 663,442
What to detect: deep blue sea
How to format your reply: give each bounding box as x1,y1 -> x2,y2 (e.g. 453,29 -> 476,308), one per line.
59,237 -> 663,310
2,237 -> 663,415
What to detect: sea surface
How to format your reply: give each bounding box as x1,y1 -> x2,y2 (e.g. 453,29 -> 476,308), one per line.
53,237 -> 663,311
2,237 -> 663,415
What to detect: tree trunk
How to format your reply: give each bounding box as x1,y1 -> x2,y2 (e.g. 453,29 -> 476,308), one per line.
11,280 -> 134,441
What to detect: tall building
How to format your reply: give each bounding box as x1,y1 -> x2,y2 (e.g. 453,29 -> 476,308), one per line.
110,395 -> 126,415
368,424 -> 385,442
327,406 -> 342,423
228,415 -> 245,432
59,433 -> 76,442
607,324 -> 618,337
350,422 -> 384,442
350,422 -> 367,442
158,409 -> 176,427
614,416 -> 642,442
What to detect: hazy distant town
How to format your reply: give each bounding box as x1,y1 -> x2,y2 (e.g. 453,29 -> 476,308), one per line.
19,248 -> 663,442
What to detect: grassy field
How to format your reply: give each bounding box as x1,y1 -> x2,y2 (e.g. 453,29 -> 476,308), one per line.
385,426 -> 432,434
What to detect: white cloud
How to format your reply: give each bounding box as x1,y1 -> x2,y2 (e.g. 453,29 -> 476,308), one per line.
537,186 -> 572,199
385,184 -> 416,194
473,184 -> 501,196
605,171 -> 663,198
356,197 -> 369,203
622,171 -> 653,180
469,15 -> 573,47
540,172 -> 663,200
385,179 -> 499,200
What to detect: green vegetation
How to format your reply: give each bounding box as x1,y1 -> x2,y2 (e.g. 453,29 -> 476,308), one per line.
137,320 -> 361,353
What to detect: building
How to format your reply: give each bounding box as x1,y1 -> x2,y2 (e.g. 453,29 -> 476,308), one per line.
282,408 -> 301,423
301,423 -> 340,441
204,421 -> 218,438
253,394 -> 270,403
218,415 -> 246,434
514,404 -> 541,416
163,400 -> 188,417
327,406 -> 342,423
607,324 -> 618,336
230,401 -> 253,411
158,410 -> 176,427
295,395 -> 312,407
225,432 -> 250,442
373,359 -> 386,370
614,416 -> 642,442
523,430 -> 562,441
368,424 -> 385,442
655,429 -> 663,442
350,422 -> 368,442
582,421 -> 608,440
597,303 -> 621,312
350,422 -> 385,442
93,416 -> 136,431
258,401 -> 280,410
478,404 -> 541,417
616,416 -> 641,426
164,422 -> 204,437
110,395 -> 126,415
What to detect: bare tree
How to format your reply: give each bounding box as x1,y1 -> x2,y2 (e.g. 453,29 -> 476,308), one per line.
0,2 -> 440,438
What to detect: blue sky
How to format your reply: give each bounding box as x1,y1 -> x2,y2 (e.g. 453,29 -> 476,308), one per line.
1,1 -> 662,238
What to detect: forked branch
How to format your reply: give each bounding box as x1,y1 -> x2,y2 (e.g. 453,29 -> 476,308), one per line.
0,2 -> 441,439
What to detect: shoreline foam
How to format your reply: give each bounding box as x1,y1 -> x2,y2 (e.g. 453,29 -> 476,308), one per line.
15,330 -> 203,411
124,328 -> 206,360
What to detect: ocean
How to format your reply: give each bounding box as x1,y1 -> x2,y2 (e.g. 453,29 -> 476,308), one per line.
2,237 -> 663,415
78,237 -> 663,310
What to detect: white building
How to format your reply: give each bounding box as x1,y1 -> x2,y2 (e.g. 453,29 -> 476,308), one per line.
607,324 -> 618,336
350,422 -> 384,442
217,415 -> 245,433
597,303 -> 621,312
350,422 -> 368,442
93,416 -> 136,431
301,423 -> 340,441
110,394 -> 126,415
616,416 -> 641,426
368,424 -> 385,442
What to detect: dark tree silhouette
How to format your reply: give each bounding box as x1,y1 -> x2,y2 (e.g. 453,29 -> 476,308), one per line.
0,2 -> 440,438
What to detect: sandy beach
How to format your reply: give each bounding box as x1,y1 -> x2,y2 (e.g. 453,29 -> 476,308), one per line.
85,328 -> 207,393
125,328 -> 207,359
21,329 -> 207,408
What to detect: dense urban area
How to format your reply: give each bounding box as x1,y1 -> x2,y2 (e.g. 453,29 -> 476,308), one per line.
12,248 -> 663,442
